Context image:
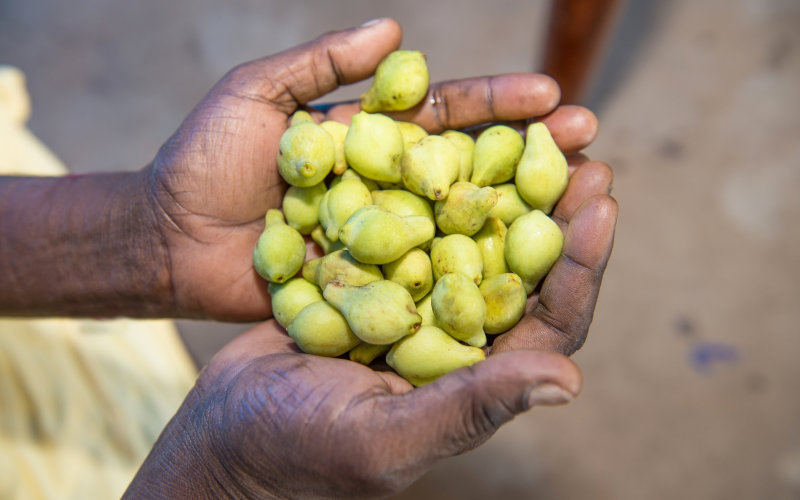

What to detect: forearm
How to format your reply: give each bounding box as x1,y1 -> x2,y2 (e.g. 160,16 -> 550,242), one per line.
0,169 -> 176,317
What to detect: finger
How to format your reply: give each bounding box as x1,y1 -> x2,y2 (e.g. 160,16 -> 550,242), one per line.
532,105 -> 599,155
387,73 -> 560,133
220,18 -> 402,113
552,161 -> 614,231
493,195 -> 618,356
567,152 -> 591,176
385,350 -> 581,459
376,371 -> 414,395
322,102 -> 597,161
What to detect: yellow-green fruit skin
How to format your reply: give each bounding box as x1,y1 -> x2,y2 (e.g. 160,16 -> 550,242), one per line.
430,234 -> 484,285
324,280 -> 422,345
349,342 -> 392,365
415,291 -> 440,328
472,218 -> 509,281
470,125 -> 524,187
344,112 -> 404,183
515,122 -> 569,214
311,225 -> 345,255
441,130 -> 475,182
302,249 -> 382,289
370,189 -> 435,227
360,50 -> 430,113
401,135 -> 460,200
338,205 -> 435,265
431,273 -> 487,347
320,173 -> 372,242
505,210 -> 564,294
320,120 -> 349,175
387,326 -> 485,387
282,183 -> 327,235
487,183 -> 531,227
253,210 -> 306,283
382,248 -> 433,302
480,273 -> 527,334
277,114 -> 335,187
329,169 -> 379,192
434,182 -> 498,236
287,301 -> 360,357
396,121 -> 429,151
267,278 -> 323,329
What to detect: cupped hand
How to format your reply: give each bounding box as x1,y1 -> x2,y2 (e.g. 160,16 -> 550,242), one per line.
145,18 -> 602,322
125,320 -> 582,500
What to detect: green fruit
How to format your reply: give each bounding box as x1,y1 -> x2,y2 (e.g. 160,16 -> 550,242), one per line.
360,50 -> 430,113
287,301 -> 360,357
320,120 -> 349,175
470,125 -> 524,187
434,182 -> 498,236
319,169 -> 372,242
267,278 -> 323,329
431,273 -> 487,347
396,121 -> 429,151
339,205 -> 435,265
505,210 -> 563,294
471,217 -> 509,281
441,130 -> 475,182
487,183 -> 531,226
382,248 -> 433,302
324,279 -> 421,345
415,291 -> 440,328
401,135 -> 460,200
370,189 -> 435,226
302,249 -> 382,289
282,182 -> 327,235
387,326 -> 485,386
311,225 -> 345,255
290,111 -> 314,126
277,111 -> 335,187
344,111 -> 404,183
430,234 -> 484,285
480,273 -> 526,334
515,122 -> 569,214
329,169 -> 379,191
252,210 -> 306,283
349,342 -> 392,365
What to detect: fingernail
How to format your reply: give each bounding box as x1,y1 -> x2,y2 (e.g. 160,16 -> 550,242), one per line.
360,18 -> 385,28
525,383 -> 573,409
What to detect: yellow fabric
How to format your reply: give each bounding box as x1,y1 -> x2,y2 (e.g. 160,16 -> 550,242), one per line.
0,66 -> 197,500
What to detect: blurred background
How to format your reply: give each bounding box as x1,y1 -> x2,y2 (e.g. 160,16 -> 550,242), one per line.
1,0 -> 799,498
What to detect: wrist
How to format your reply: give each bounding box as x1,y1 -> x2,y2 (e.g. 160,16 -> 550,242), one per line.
0,169 -> 176,317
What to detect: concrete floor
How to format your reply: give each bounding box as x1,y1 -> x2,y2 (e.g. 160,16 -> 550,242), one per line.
2,0 -> 800,498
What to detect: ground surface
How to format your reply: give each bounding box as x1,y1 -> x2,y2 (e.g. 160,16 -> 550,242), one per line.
1,0 -> 799,497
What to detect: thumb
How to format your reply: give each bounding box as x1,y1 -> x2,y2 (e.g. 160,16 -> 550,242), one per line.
217,18 -> 402,113
390,350 -> 582,461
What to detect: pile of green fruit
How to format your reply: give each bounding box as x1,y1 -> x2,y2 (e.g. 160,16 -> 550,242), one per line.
253,50 -> 568,386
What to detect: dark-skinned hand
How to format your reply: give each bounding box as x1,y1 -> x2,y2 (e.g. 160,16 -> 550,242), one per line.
125,18 -> 618,500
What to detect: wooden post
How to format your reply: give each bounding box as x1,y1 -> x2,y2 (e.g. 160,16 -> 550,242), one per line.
541,0 -> 627,104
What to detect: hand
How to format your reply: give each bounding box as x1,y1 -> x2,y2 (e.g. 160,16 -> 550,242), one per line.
125,322 -> 579,499
146,18 -> 602,321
